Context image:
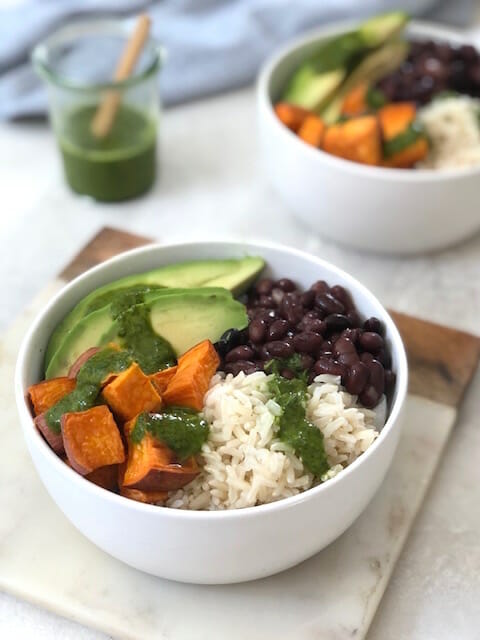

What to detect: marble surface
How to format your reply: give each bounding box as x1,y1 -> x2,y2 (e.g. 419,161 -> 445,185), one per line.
1,78 -> 480,639
0,281 -> 456,639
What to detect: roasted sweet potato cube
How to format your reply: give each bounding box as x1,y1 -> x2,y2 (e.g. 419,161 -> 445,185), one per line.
149,366 -> 178,394
122,418 -> 199,492
61,405 -> 125,475
120,487 -> 168,504
341,82 -> 368,117
378,102 -> 416,139
274,102 -> 312,132
28,377 -> 75,416
86,464 -> 119,491
163,340 -> 219,411
322,116 -> 382,166
35,413 -> 65,454
297,115 -> 325,148
383,137 -> 429,168
102,363 -> 162,421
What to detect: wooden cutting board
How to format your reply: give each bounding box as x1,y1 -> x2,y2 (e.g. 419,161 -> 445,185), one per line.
1,227 -> 479,640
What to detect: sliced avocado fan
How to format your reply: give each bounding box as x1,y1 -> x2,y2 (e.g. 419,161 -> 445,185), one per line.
45,256 -> 263,371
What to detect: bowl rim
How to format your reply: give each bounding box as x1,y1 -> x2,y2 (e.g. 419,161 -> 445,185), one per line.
15,239 -> 408,520
257,18 -> 480,181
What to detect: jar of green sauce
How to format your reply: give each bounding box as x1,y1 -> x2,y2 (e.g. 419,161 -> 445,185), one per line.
33,19 -> 162,202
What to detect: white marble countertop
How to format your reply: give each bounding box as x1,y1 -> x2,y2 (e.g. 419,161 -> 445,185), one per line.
1,81 -> 480,639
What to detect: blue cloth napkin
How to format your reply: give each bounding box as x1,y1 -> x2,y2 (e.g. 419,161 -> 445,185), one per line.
0,0 -> 472,119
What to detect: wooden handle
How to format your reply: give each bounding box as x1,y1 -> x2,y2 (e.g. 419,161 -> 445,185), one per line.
90,14 -> 151,139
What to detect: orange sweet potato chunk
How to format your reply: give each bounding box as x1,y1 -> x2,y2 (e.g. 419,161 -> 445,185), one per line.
383,137 -> 429,168
35,413 -> 65,454
149,366 -> 178,394
102,363 -> 162,421
297,115 -> 325,148
162,340 -> 220,411
86,464 -> 119,491
341,82 -> 368,117
122,418 -> 199,492
28,377 -> 75,416
120,487 -> 168,504
378,102 -> 416,139
274,102 -> 313,132
322,116 -> 382,166
62,405 -> 125,475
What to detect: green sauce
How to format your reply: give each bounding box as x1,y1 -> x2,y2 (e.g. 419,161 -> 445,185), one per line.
45,347 -> 132,433
59,104 -> 156,202
268,373 -> 328,478
86,284 -> 164,315
383,121 -> 427,158
115,303 -> 176,374
130,408 -> 209,460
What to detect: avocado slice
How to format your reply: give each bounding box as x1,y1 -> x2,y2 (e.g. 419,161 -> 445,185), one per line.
284,65 -> 346,111
281,11 -> 409,114
46,288 -> 247,378
45,256 -> 263,370
322,40 -> 409,123
359,12 -> 409,48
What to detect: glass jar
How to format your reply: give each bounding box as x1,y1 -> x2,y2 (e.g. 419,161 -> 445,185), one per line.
32,19 -> 162,202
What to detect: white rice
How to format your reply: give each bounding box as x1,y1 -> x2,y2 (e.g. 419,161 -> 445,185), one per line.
166,371 -> 382,511
418,95 -> 480,169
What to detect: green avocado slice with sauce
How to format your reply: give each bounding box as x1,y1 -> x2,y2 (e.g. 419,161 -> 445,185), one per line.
46,288 -> 247,378
45,257 -> 264,371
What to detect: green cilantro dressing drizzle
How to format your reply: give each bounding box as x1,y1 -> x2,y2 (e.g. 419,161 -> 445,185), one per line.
131,408 -> 209,461
267,361 -> 329,478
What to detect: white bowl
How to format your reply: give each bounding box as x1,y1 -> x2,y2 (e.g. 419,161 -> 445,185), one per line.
15,241 -> 408,584
258,21 -> 480,255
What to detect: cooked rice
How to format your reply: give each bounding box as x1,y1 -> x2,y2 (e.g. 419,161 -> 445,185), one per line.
418,95 -> 480,169
166,371 -> 382,511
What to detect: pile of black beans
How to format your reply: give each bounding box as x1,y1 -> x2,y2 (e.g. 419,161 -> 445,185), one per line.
214,278 -> 396,409
376,39 -> 480,105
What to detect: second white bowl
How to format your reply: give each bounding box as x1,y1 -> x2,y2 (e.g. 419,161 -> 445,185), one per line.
258,21 -> 480,254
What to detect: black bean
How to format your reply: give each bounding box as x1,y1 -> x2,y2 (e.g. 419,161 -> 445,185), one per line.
315,292 -> 345,315
299,354 -> 314,370
267,319 -> 290,341
275,278 -> 296,292
359,385 -> 380,409
257,294 -> 273,308
385,370 -> 396,394
300,289 -> 315,308
363,317 -> 383,334
253,308 -> 277,324
360,352 -> 375,365
342,328 -> 361,344
333,336 -> 356,356
337,352 -> 359,366
359,331 -> 384,354
345,362 -> 369,395
346,310 -> 361,327
259,344 -> 272,360
215,328 -> 244,357
310,280 -> 329,295
255,278 -> 274,296
271,287 -> 285,305
293,331 -> 324,353
330,285 -> 353,310
280,294 -> 303,324
314,358 -> 347,378
225,345 -> 255,363
375,348 -> 391,369
265,340 -> 294,358
325,313 -> 351,332
249,318 -> 267,343
304,310 -> 320,320
366,359 -> 385,395
224,360 -> 259,376
281,368 -> 295,380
